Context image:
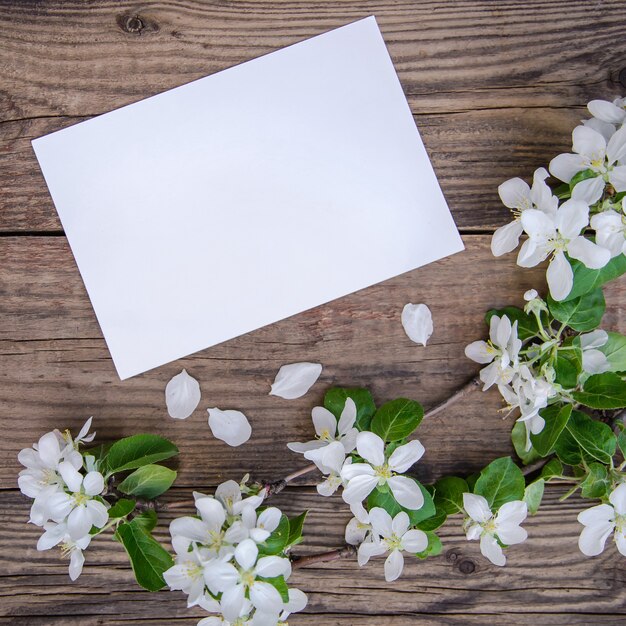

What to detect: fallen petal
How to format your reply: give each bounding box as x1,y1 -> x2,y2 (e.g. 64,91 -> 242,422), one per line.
401,303 -> 433,346
269,362 -> 322,399
165,369 -> 201,419
208,408 -> 252,447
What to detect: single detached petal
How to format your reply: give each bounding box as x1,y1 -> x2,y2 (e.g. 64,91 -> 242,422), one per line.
208,408 -> 252,447
165,369 -> 201,420
567,236 -> 610,270
269,362 -> 322,399
388,475 -> 424,510
369,507 -> 394,539
491,220 -> 524,257
546,250 -> 573,301
401,303 -> 433,346
498,177 -> 530,209
384,549 -> 404,582
480,533 -> 506,566
388,439 -> 425,474
356,431 -> 385,466
463,493 -> 492,524
401,529 -> 429,553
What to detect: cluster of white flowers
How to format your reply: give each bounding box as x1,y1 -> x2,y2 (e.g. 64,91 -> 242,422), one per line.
461,493 -> 528,566
164,478 -> 307,626
492,97 -> 626,301
17,418 -> 108,580
288,399 -> 426,520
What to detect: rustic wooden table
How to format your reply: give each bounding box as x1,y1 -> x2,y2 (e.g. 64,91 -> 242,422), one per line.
2,1 -> 626,624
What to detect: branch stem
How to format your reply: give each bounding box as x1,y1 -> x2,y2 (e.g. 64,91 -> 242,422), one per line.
291,545 -> 356,569
423,377 -> 480,421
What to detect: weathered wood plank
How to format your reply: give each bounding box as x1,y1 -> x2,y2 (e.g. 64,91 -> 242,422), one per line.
1,0 -> 625,232
1,235 -> 625,491
0,107 -> 584,232
2,487 -> 625,622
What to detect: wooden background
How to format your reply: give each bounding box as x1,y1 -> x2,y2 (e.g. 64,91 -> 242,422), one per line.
1,1 -> 626,624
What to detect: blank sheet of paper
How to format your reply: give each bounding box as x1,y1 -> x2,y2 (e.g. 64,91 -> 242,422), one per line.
32,16 -> 464,380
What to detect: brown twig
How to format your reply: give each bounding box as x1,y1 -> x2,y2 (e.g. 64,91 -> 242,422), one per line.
291,545 -> 356,569
423,377 -> 481,421
264,463 -> 318,496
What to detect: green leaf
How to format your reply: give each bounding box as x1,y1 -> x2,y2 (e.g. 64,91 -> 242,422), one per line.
580,463 -> 610,499
547,289 -> 605,332
564,255 -> 626,301
511,421 -> 541,465
114,518 -> 173,591
573,372 -> 626,409
259,514 -> 289,556
258,575 -> 289,603
599,332 -> 626,372
433,476 -> 469,515
286,512 -> 307,548
531,404 -> 572,456
554,343 -> 583,389
107,498 -> 136,519
132,510 -> 158,533
370,398 -> 424,442
415,531 -> 442,559
554,409 -> 616,465
367,481 -> 435,526
416,507 -> 447,531
523,479 -> 544,515
617,426 -> 626,460
485,306 -> 540,340
118,465 -> 177,500
540,458 -> 563,480
106,434 -> 178,474
324,387 -> 376,431
474,457 -> 525,509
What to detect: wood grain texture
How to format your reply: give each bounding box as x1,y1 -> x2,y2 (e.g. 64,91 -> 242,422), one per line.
2,487 -> 626,623
1,0 -> 626,231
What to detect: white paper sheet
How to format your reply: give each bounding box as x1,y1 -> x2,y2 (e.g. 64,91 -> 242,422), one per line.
32,16 -> 464,380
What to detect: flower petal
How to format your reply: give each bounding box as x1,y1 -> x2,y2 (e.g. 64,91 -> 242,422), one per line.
384,549 -> 404,582
340,462 -> 376,481
85,499 -> 109,528
165,369 -> 201,420
391,511 -> 410,538
256,555 -> 291,578
401,529 -> 428,553
557,200 -> 589,240
546,251 -> 573,301
67,505 -> 92,540
311,406 -> 337,438
58,461 -> 83,493
498,177 -> 530,209
573,125 -> 606,159
203,560 -> 239,594
170,516 -> 209,543
491,220 -> 524,257
609,483 -> 626,516
269,362 -> 322,399
388,439 -> 425,473
342,474 -> 378,505
582,349 -> 611,374
578,503 -> 614,527
357,539 -> 386,566
463,493 -> 492,523
82,471 -> 104,496
250,580 -> 284,614
221,584 -> 246,623
388,475 -> 424,510
588,99 -> 626,125
37,432 -> 62,468
369,507 -> 393,539
401,303 -> 433,346
571,175 -> 605,205
235,538 -> 258,570
480,533 -> 506,566
581,329 -> 609,349
338,398 -> 357,436
549,153 -> 587,183
286,440 -> 325,454
567,236 -> 610,270
582,117 -> 617,142
464,340 -> 495,364
517,238 -> 549,268
195,496 -> 226,531
208,407 -> 252,447
578,522 -> 614,556
345,517 -> 369,545
356,431 -> 385,466
609,165 -> 626,193
47,492 -> 74,522
37,523 -> 67,551
68,548 -> 85,581
607,124 -> 626,164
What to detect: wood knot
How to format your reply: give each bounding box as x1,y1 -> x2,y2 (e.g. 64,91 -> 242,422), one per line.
458,559 -> 476,574
117,13 -> 159,35
445,549 -> 460,563
619,68 -> 626,89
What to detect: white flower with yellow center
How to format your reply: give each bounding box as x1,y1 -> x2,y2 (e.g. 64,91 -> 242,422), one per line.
36,520 -> 92,581
578,482 -> 626,557
462,493 -> 528,566
163,544 -> 211,608
340,432 -> 425,511
303,440 -> 346,497
356,508 -> 428,582
287,398 -> 358,455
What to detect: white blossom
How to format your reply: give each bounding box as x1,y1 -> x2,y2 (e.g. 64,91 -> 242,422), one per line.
287,398 -> 357,454
241,505 -> 282,544
462,493 -> 528,566
578,482 -> 626,557
491,167 -> 559,256
37,521 -> 92,581
303,440 -> 346,496
518,200 -> 610,300
356,508 -> 428,581
341,432 -> 425,511
590,199 -> 626,258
